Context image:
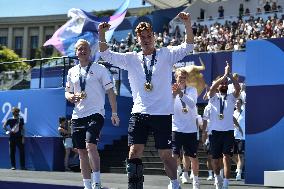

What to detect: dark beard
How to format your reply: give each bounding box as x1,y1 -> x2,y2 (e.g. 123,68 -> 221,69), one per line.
219,87 -> 228,94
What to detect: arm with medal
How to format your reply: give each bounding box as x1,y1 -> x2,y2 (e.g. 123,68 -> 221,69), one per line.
172,83 -> 196,113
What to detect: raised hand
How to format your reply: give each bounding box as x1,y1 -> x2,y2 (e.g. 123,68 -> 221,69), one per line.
98,22 -> 111,34
178,12 -> 191,24
225,61 -> 230,76
172,83 -> 182,97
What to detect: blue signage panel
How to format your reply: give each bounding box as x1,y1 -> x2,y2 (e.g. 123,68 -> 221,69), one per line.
0,88 -> 66,137
245,38 -> 284,184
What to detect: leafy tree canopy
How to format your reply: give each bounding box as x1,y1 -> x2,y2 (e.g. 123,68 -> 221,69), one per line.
0,45 -> 30,72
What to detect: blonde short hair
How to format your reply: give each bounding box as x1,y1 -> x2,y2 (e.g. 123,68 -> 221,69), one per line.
174,68 -> 188,78
74,39 -> 90,51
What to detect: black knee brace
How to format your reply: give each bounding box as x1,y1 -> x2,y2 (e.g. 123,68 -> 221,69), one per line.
126,158 -> 144,189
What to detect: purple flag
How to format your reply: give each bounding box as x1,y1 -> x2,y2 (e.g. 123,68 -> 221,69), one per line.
43,0 -> 129,60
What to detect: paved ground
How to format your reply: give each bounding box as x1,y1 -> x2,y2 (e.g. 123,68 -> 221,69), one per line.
0,169 -> 281,189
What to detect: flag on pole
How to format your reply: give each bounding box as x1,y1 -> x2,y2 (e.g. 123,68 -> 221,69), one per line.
43,0 -> 129,60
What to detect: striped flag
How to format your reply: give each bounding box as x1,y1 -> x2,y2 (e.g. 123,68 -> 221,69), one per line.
43,0 -> 129,60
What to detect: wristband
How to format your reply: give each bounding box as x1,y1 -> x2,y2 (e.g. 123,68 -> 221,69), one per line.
112,112 -> 118,116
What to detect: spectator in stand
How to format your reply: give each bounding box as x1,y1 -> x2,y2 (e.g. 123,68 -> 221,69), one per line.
277,5 -> 283,12
3,107 -> 26,170
126,32 -> 133,47
264,1 -> 271,13
256,7 -> 262,14
109,10 -> 284,54
271,2 -> 278,12
218,6 -> 224,18
163,31 -> 171,46
244,8 -> 250,16
264,20 -> 273,38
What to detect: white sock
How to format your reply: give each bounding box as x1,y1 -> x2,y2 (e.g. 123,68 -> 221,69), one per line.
92,171 -> 101,184
183,171 -> 189,177
83,179 -> 92,189
220,169 -> 224,178
193,176 -> 199,182
177,165 -> 182,173
237,169 -> 242,174
208,170 -> 213,176
170,179 -> 179,186
223,178 -> 229,186
215,175 -> 222,183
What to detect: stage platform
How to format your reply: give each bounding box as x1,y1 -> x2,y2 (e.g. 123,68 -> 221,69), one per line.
0,169 -> 280,189
264,170 -> 284,187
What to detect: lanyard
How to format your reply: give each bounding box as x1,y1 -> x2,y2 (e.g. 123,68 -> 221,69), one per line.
236,109 -> 243,120
219,94 -> 227,115
180,87 -> 187,109
142,50 -> 157,84
79,62 -> 92,92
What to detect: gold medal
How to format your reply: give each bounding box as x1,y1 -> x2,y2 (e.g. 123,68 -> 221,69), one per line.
182,107 -> 188,113
219,114 -> 224,120
80,91 -> 87,99
144,82 -> 153,92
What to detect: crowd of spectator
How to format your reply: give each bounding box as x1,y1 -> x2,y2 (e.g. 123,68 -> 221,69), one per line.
108,3 -> 284,54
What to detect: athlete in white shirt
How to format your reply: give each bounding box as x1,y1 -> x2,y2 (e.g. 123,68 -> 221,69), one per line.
65,39 -> 120,189
172,68 -> 199,189
207,63 -> 240,189
233,98 -> 245,181
98,12 -> 194,189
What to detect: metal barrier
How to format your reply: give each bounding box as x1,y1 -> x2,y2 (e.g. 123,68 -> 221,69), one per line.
0,57 -> 121,94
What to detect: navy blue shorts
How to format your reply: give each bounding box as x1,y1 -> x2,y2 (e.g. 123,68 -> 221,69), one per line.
172,131 -> 199,158
128,113 -> 172,149
233,139 -> 245,154
210,130 -> 234,159
71,113 -> 104,149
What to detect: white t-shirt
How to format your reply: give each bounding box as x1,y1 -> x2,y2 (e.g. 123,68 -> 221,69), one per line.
101,43 -> 194,115
203,104 -> 212,135
208,93 -> 236,131
233,108 -> 245,140
172,86 -> 198,133
227,83 -> 235,94
66,63 -> 113,119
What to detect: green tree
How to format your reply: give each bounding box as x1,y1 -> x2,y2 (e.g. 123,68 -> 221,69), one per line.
0,45 -> 30,72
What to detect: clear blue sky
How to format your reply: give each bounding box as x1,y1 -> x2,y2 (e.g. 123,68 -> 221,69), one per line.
0,0 -> 150,17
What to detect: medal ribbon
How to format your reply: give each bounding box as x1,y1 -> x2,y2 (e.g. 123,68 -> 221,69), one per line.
180,87 -> 187,109
219,94 -> 227,116
79,62 -> 92,92
142,50 -> 157,84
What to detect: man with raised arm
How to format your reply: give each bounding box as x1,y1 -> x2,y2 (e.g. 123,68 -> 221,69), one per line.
98,12 -> 194,189
206,63 -> 241,189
